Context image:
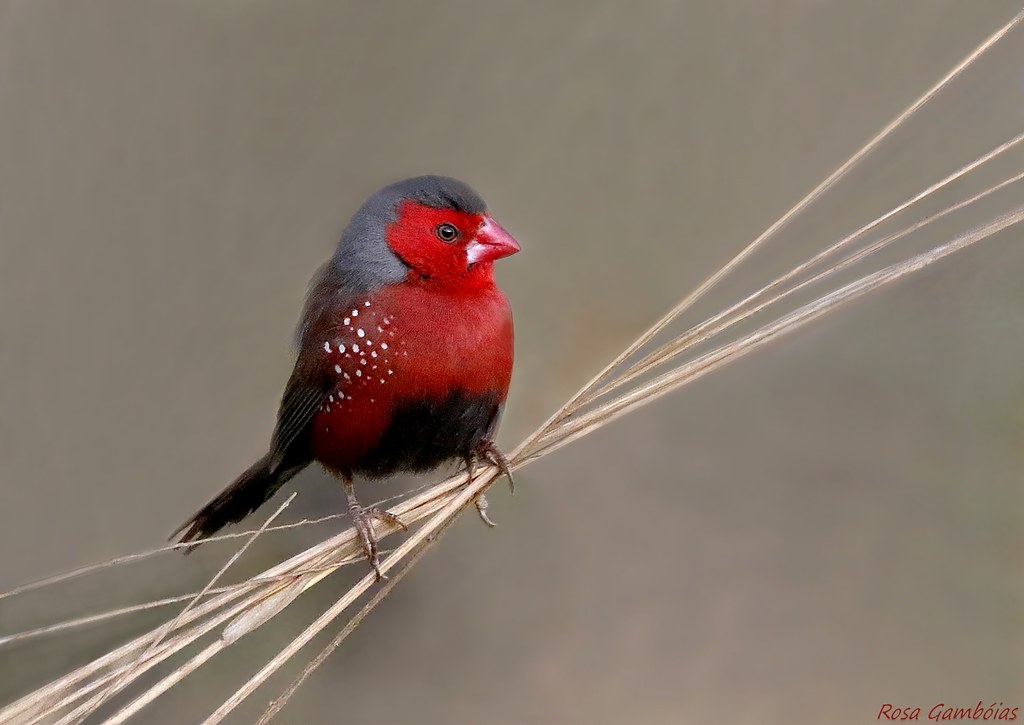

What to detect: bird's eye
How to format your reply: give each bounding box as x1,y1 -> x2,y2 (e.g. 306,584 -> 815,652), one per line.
434,223 -> 459,243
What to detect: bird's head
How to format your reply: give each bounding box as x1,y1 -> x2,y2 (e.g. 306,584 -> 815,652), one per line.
332,176 -> 520,293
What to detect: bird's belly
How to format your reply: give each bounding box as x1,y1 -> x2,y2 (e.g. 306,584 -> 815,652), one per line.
358,388 -> 499,476
310,388 -> 500,476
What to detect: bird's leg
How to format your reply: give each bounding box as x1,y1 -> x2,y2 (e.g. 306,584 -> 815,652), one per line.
464,440 -> 514,528
464,454 -> 496,528
341,474 -> 408,581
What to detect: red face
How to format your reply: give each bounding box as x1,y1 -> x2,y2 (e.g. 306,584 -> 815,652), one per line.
384,200 -> 520,288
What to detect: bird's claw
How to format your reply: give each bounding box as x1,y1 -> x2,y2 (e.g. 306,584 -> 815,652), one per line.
465,441 -> 513,528
474,493 -> 497,528
349,505 -> 408,581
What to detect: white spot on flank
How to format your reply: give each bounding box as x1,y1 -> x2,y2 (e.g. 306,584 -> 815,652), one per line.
387,369 -> 393,375
371,351 -> 377,358
366,340 -> 373,346
357,328 -> 365,338
323,341 -> 332,353
355,369 -> 362,377
328,395 -> 334,402
351,309 -> 359,317
343,372 -> 351,380
352,344 -> 360,353
364,300 -> 371,306
380,342 -> 388,350
377,326 -> 383,333
380,378 -> 385,384
334,364 -> 342,373
343,318 -> 350,326
339,344 -> 346,354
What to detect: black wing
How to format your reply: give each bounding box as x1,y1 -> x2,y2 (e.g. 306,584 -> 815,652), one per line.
171,278 -> 345,546
269,269 -> 356,470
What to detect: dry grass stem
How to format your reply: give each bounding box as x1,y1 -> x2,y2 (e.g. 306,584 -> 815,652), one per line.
78,494 -> 297,723
584,135 -> 1024,408
255,486 -> 472,725
6,477 -> 477,723
0,511 -> 360,608
525,206 -> 1024,467
540,7 -> 1024,429
0,558 -> 379,649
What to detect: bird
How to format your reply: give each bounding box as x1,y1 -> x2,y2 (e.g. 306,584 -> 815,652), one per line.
172,175 -> 519,578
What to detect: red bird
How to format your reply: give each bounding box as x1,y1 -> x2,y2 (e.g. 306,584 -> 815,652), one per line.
173,176 -> 519,577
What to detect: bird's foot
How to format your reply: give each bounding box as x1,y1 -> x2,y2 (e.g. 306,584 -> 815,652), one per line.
349,504 -> 409,581
465,441 -> 514,527
473,440 -> 515,495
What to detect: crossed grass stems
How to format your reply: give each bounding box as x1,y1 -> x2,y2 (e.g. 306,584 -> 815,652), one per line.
3,10 -> 1024,723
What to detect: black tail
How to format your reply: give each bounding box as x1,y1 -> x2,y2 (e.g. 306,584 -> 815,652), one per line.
171,453 -> 308,550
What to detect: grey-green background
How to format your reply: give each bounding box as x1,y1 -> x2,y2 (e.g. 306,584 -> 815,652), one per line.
1,2 -> 1022,723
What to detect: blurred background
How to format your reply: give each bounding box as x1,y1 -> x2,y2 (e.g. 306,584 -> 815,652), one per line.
1,1 -> 1022,723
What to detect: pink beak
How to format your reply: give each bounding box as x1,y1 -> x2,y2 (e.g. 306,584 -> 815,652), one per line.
466,215 -> 521,265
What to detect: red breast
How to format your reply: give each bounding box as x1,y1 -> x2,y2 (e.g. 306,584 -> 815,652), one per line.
309,281 -> 513,471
